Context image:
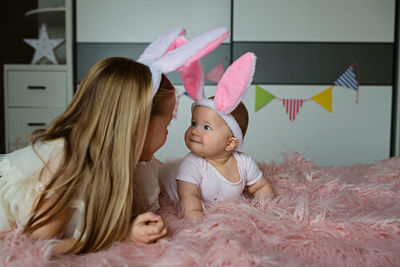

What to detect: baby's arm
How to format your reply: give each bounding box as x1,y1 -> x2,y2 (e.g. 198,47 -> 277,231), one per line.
177,180 -> 204,219
247,176 -> 275,201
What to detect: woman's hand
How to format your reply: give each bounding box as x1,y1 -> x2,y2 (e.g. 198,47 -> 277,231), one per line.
126,212 -> 168,244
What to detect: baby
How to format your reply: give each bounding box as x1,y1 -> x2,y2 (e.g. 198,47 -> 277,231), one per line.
176,52 -> 275,219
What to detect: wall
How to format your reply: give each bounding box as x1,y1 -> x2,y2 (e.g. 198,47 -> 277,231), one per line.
76,0 -> 397,166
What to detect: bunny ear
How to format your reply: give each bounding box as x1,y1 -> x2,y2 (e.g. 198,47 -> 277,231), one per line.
214,52 -> 256,114
180,60 -> 205,101
138,26 -> 186,63
173,36 -> 205,101
155,27 -> 229,75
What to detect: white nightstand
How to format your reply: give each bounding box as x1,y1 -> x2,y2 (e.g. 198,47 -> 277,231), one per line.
3,0 -> 73,152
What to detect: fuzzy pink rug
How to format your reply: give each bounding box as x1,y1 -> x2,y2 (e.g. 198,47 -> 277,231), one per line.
1,153 -> 399,266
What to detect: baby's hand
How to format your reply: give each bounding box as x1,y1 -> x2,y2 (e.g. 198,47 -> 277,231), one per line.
126,212 -> 168,244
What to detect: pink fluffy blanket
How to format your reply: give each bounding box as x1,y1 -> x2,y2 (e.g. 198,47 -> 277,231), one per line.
1,153 -> 399,266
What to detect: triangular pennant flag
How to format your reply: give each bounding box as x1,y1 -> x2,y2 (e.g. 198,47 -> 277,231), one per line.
255,85 -> 275,111
334,66 -> 358,91
311,87 -> 332,113
205,61 -> 225,83
282,99 -> 303,121
172,93 -> 182,120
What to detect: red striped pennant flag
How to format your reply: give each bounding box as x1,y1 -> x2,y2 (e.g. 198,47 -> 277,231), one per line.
173,93 -> 182,120
205,61 -> 225,83
282,99 -> 303,121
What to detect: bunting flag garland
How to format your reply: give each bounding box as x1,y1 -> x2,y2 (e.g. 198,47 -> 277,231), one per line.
205,57 -> 229,83
176,64 -> 356,122
255,86 -> 330,121
311,87 -> 332,113
173,92 -> 183,120
282,99 -> 304,121
254,63 -> 359,122
334,66 -> 358,91
333,63 -> 360,103
205,61 -> 225,83
255,85 -> 275,111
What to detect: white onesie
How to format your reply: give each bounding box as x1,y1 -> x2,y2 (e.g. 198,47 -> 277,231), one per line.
176,151 -> 262,204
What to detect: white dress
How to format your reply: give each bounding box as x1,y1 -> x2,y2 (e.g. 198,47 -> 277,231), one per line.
0,139 -> 161,236
0,139 -> 84,237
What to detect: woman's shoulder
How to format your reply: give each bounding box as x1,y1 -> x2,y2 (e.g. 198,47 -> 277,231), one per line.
1,138 -> 64,166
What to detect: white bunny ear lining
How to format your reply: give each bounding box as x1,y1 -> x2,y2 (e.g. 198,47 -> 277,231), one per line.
190,52 -> 257,151
137,26 -> 229,95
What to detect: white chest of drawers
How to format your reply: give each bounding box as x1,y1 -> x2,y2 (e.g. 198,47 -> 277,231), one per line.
4,64 -> 73,152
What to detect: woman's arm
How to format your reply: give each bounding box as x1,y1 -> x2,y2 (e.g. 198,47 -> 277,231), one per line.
29,196 -> 81,254
247,176 -> 275,201
177,180 -> 203,219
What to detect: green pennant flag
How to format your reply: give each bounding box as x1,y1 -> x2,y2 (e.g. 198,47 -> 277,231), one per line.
255,85 -> 275,111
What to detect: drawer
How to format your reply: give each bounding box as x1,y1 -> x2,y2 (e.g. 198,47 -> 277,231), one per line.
7,107 -> 65,148
7,71 -> 67,107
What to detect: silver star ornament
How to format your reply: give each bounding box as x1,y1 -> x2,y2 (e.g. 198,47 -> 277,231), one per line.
24,23 -> 64,64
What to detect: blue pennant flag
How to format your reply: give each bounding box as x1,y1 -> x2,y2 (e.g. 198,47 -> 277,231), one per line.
334,66 -> 358,91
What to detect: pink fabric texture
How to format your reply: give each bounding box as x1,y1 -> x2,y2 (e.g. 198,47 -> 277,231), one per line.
180,60 -> 204,101
138,26 -> 186,63
1,154 -> 400,266
214,52 -> 256,114
177,32 -> 229,70
156,27 -> 229,74
138,26 -> 228,95
174,36 -> 205,101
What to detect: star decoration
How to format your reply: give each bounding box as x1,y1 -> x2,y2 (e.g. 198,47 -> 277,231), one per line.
24,23 -> 64,64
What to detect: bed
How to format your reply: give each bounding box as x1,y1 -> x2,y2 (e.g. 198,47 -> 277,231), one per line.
1,153 -> 399,266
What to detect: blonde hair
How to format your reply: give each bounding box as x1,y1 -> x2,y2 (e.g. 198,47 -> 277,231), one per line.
23,57 -> 168,254
131,74 -> 175,216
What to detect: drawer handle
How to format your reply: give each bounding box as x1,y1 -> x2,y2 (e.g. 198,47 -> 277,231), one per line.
27,86 -> 46,90
27,122 -> 46,126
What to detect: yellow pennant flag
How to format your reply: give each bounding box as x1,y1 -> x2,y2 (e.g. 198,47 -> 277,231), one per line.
311,87 -> 332,113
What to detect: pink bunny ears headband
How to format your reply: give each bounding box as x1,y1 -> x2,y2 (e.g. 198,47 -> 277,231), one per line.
182,52 -> 257,151
137,26 -> 229,95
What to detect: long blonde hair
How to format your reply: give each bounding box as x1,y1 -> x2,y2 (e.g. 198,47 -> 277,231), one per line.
23,57 -> 159,253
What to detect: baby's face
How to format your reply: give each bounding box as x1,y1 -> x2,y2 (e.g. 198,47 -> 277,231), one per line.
185,106 -> 233,159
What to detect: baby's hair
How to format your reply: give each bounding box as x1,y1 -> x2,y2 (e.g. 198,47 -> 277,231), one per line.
230,101 -> 249,138
209,97 -> 249,138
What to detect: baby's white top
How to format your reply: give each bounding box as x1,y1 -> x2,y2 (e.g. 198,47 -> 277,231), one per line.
176,151 -> 262,204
